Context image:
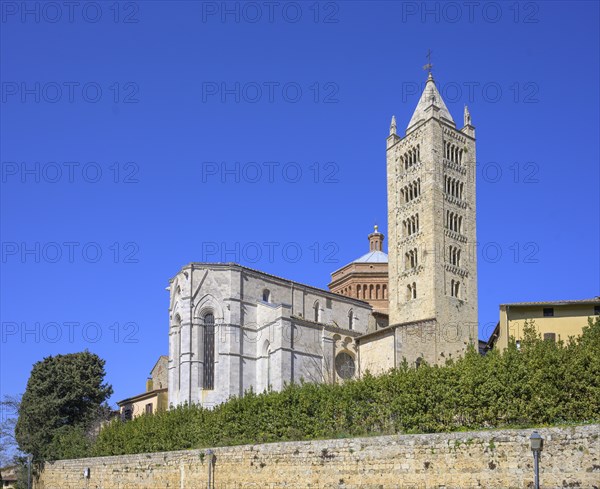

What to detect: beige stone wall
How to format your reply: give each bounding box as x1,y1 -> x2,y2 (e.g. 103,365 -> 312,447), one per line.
386,86 -> 478,367
150,356 -> 168,389
359,330 -> 395,375
35,425 -> 599,489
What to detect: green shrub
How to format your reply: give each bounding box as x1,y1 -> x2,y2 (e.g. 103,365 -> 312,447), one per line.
89,317 -> 599,458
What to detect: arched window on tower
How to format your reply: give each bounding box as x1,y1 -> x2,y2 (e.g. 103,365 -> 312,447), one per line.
450,280 -> 460,298
202,312 -> 215,390
313,301 -> 320,322
407,282 -> 417,301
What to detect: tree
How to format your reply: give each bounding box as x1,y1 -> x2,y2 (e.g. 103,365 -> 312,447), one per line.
0,395 -> 22,467
15,351 -> 113,461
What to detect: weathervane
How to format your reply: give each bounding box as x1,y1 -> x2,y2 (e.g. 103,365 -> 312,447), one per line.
423,49 -> 433,74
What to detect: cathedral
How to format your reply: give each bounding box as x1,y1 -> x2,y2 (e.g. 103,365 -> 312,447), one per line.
167,72 -> 478,408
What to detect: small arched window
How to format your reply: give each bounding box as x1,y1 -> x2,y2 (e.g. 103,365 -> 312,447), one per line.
262,289 -> 271,303
313,301 -> 320,322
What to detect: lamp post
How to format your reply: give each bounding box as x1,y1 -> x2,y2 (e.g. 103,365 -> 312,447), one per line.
206,449 -> 214,489
530,431 -> 543,489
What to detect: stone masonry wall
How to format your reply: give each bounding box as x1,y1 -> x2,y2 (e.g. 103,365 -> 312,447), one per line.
35,425 -> 599,489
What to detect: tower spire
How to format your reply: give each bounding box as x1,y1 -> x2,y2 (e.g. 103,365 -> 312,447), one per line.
390,115 -> 397,135
406,68 -> 454,132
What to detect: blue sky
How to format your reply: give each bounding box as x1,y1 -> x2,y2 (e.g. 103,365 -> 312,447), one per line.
1,1 -> 599,408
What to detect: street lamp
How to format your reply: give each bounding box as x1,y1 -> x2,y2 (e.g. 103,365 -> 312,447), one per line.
530,431 -> 544,489
27,454 -> 33,489
205,449 -> 215,489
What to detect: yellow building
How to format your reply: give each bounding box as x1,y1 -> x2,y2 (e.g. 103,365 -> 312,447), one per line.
0,465 -> 18,489
487,297 -> 600,350
117,356 -> 168,420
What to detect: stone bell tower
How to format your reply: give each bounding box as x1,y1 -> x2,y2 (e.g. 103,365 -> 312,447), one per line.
386,71 -> 478,366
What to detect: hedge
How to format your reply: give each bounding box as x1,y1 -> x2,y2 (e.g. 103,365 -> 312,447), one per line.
76,317 -> 600,458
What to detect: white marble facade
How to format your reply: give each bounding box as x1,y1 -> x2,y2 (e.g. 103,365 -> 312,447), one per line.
168,263 -> 372,408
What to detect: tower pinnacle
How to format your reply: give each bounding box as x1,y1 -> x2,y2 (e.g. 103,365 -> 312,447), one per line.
464,105 -> 472,126
390,115 -> 397,135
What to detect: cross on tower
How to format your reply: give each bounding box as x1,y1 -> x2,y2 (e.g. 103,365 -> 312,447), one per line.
423,49 -> 433,73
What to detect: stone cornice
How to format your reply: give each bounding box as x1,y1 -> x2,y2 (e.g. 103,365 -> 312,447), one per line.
444,229 -> 468,243
444,194 -> 469,209
444,263 -> 469,278
443,159 -> 468,176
